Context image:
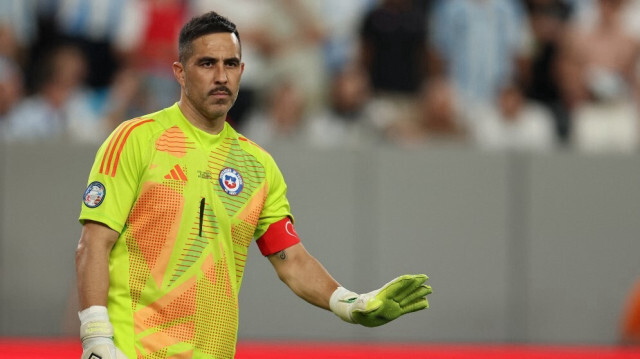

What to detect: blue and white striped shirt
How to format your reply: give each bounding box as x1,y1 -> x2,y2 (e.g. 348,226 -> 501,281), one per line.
431,0 -> 528,107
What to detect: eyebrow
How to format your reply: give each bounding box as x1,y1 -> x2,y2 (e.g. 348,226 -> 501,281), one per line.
196,56 -> 241,64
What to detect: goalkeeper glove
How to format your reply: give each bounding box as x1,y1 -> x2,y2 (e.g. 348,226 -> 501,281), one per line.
329,274 -> 432,327
79,306 -> 128,359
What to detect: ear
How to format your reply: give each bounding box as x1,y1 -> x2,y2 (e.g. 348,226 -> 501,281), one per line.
172,61 -> 186,88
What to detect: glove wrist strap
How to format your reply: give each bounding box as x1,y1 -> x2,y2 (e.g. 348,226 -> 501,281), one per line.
79,306 -> 114,342
329,287 -> 358,323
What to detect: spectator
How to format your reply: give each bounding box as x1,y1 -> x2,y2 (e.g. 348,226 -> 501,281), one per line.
322,0 -> 377,74
522,0 -> 574,144
305,65 -> 379,149
470,81 -> 556,152
55,0 -> 145,89
359,0 -> 431,131
19,0 -> 63,93
190,0 -> 273,128
0,56 -> 23,129
130,0 -> 186,112
3,45 -> 106,142
263,0 -> 327,113
385,77 -> 466,147
136,0 -> 185,69
430,0 -> 531,111
100,66 -> 145,133
240,80 -> 307,147
360,0 -> 430,95
572,0 -> 640,41
558,0 -> 640,153
0,0 -> 38,64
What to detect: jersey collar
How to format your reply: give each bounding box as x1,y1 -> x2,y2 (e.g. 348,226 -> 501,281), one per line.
170,103 -> 232,148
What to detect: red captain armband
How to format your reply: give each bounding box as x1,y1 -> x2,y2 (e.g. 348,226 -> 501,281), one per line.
256,217 -> 301,256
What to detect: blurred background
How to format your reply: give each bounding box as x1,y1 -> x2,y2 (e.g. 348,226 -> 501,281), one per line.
1,0 -> 640,353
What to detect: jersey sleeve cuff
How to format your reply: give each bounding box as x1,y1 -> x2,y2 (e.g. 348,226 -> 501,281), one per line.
256,217 -> 300,256
78,214 -> 124,234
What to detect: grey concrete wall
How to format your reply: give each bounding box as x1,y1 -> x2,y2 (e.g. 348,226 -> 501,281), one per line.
1,142 -> 639,344
0,141 -> 4,333
525,154 -> 640,343
0,143 -> 95,335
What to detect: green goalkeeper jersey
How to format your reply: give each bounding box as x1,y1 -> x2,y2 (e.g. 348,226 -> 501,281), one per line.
79,103 -> 292,358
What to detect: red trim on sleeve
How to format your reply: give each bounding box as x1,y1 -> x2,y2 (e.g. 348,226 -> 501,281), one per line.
256,218 -> 301,256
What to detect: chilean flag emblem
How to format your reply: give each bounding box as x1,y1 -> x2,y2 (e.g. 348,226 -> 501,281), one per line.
219,167 -> 244,196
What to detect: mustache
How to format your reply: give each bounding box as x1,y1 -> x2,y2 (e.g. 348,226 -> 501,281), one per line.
208,86 -> 232,96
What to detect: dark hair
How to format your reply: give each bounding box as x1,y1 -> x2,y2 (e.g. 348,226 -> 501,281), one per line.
178,11 -> 241,63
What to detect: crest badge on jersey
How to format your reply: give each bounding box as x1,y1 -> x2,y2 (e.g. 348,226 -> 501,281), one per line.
83,181 -> 106,208
219,168 -> 244,196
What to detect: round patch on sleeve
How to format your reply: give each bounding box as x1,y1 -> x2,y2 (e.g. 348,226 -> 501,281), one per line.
83,181 -> 106,208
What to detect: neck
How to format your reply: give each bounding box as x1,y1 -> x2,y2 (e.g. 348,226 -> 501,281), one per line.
177,97 -> 226,135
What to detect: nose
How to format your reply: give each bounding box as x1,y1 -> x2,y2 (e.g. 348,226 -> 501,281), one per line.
213,63 -> 228,84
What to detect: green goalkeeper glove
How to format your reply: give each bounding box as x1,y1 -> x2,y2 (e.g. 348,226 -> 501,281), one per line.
329,274 -> 432,327
79,306 -> 128,359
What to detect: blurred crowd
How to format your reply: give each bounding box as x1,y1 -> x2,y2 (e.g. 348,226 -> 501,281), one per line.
1,0 -> 640,153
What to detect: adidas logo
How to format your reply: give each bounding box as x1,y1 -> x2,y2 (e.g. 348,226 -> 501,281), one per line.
164,164 -> 188,181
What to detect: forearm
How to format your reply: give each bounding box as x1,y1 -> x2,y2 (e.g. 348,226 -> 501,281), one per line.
270,244 -> 339,310
76,247 -> 110,308
268,244 -> 432,327
76,222 -> 117,309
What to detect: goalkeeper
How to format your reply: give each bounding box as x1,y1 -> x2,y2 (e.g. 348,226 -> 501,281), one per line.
75,10 -> 431,359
